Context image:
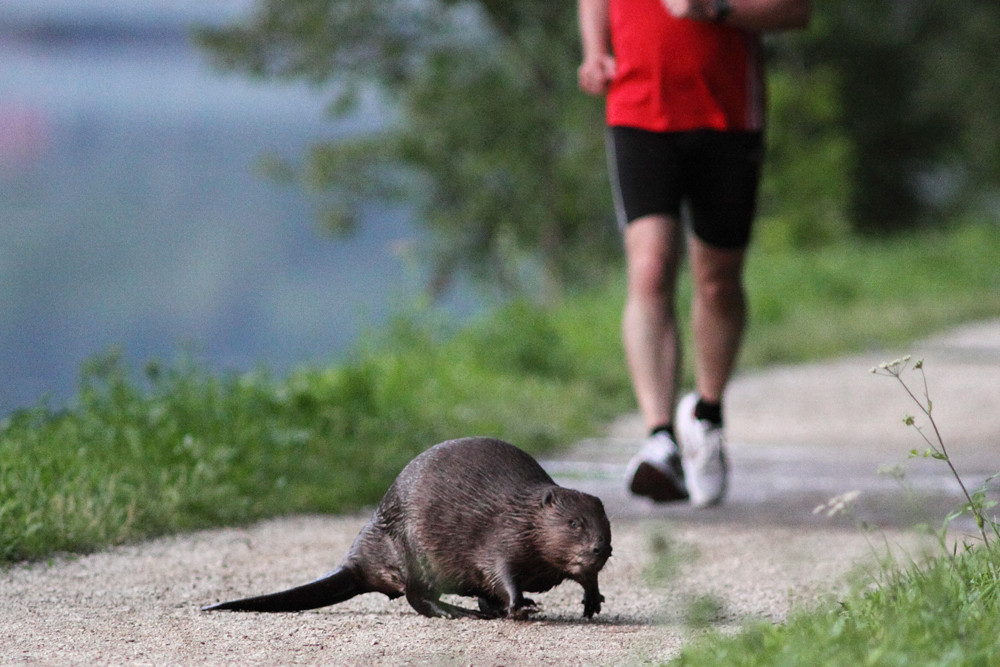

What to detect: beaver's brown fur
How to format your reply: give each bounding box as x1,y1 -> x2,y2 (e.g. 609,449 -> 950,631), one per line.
203,437 -> 613,619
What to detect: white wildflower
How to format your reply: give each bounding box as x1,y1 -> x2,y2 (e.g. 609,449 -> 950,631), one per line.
812,490 -> 861,517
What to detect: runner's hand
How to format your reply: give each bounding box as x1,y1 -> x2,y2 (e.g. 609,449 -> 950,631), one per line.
578,54 -> 616,96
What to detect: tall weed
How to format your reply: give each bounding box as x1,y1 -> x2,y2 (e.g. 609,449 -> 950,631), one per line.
673,359 -> 1000,665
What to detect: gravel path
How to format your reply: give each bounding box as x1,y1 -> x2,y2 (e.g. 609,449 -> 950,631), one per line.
3,321 -> 998,665
4,516 -> 906,666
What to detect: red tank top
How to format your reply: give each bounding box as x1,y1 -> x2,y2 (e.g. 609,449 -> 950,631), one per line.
607,0 -> 765,132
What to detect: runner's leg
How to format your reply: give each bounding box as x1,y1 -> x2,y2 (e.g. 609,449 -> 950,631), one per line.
688,236 -> 746,404
623,214 -> 684,431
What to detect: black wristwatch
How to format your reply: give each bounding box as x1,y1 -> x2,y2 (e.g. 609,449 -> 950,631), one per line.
713,0 -> 732,22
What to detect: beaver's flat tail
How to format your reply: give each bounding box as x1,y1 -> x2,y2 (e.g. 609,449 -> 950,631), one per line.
202,567 -> 364,612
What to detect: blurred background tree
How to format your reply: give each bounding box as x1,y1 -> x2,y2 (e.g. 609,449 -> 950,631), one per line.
198,0 -> 1000,295
798,0 -> 1000,235
198,0 -> 618,301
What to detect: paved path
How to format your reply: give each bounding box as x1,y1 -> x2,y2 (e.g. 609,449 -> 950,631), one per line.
3,321 -> 998,665
548,319 -> 1000,532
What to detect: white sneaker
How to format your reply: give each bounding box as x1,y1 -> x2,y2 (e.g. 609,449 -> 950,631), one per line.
625,431 -> 688,502
676,393 -> 728,508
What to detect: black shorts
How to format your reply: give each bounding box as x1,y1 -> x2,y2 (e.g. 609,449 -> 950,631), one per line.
607,126 -> 764,249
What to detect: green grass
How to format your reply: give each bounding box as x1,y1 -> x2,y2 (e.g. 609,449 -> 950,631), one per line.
672,538 -> 1000,666
0,328 -> 613,562
545,221 -> 1000,387
1,221 -> 999,564
742,222 -> 1000,366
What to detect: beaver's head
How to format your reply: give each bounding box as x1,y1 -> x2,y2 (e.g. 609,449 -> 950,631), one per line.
535,487 -> 612,576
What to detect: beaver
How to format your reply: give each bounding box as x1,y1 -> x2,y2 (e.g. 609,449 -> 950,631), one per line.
202,437 -> 612,619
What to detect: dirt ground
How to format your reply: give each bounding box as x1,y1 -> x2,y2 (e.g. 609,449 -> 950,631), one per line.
2,515 -> 925,666
3,321 -> 998,666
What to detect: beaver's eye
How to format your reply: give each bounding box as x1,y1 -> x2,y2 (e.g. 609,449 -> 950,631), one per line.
569,519 -> 581,529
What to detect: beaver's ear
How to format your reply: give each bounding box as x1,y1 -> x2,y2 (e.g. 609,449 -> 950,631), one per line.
542,489 -> 557,506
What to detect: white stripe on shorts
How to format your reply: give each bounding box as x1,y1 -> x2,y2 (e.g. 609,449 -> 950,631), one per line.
604,128 -> 630,231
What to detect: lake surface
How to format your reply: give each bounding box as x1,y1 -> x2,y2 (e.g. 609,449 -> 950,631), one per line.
0,1 -> 480,414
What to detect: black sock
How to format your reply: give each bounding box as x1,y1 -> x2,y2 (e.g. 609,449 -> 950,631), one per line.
694,398 -> 723,426
649,423 -> 675,441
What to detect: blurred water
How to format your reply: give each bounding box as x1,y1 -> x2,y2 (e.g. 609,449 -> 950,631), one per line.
0,1 -> 475,414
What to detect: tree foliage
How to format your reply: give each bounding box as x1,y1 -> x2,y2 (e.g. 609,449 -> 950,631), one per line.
197,0 -> 1000,295
796,1 -> 1000,233
198,0 -> 618,300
